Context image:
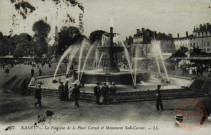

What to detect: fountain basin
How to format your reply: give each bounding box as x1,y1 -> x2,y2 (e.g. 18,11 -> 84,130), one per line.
74,71 -> 150,85
97,46 -> 124,53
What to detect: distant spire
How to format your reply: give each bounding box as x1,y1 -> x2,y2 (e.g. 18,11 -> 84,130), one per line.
110,27 -> 114,46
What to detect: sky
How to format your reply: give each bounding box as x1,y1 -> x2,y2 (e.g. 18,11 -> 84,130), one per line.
0,0 -> 210,42
81,0 -> 211,37
0,0 -> 82,44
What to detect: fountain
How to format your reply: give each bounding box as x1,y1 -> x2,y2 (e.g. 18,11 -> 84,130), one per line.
151,40 -> 170,83
51,27 -> 174,86
74,27 -> 141,86
28,27 -> 193,98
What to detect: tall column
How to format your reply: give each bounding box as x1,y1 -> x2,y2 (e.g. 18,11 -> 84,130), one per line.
54,26 -> 58,56
110,27 -> 114,46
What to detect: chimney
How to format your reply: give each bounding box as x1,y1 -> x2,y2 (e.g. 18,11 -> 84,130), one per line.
194,26 -> 196,31
142,28 -> 145,33
207,23 -> 209,29
177,33 -> 179,38
136,29 -> 140,34
186,31 -> 188,37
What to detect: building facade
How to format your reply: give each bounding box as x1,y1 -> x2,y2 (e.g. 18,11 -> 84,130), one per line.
128,22 -> 211,60
131,28 -> 176,58
173,23 -> 211,53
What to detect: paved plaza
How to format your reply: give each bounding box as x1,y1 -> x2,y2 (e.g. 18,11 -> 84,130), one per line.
0,63 -> 66,90
0,64 -> 211,135
0,92 -> 211,135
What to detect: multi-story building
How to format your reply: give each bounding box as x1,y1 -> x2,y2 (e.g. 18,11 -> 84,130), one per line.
159,39 -> 175,53
129,22 -> 211,60
132,29 -> 152,58
173,23 -> 211,53
131,28 -> 176,58
174,32 -> 191,50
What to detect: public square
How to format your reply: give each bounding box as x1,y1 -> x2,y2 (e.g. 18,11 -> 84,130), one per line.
0,92 -> 211,135
0,0 -> 211,135
0,62 -> 211,135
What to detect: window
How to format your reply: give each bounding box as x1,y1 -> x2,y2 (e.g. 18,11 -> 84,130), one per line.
208,42 -> 210,46
208,49 -> 210,52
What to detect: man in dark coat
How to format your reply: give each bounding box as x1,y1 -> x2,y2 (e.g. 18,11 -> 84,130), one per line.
72,84 -> 80,108
48,62 -> 51,68
35,84 -> 42,107
21,80 -> 28,95
5,67 -> 9,76
156,85 -> 163,110
101,82 -> 109,104
64,81 -> 69,100
31,68 -> 35,77
58,82 -> 65,100
94,82 -> 101,104
39,68 -> 43,76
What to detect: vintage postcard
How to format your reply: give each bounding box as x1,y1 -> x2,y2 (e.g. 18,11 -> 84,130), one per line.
0,0 -> 210,135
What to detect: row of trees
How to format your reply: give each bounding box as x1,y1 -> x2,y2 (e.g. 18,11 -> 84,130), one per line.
0,20 -> 50,59
0,22 -> 108,58
56,29 -> 107,55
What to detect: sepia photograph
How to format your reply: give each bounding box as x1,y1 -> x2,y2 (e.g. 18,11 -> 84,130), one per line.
0,0 -> 211,134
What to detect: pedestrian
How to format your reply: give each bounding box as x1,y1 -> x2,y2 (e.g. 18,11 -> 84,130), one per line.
5,67 -> 9,76
49,62 -> 51,68
72,84 -> 80,108
64,81 -> 69,100
101,82 -> 109,104
200,66 -> 203,77
35,84 -> 42,107
31,68 -> 35,77
68,85 -> 73,100
21,80 -> 28,95
58,82 -> 65,100
156,85 -> 163,110
94,82 -> 101,104
39,68 -> 43,76
110,82 -> 117,102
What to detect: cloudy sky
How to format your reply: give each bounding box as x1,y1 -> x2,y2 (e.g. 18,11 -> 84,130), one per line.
0,0 -> 210,40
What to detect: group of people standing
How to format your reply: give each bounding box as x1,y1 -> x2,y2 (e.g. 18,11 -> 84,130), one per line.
31,67 -> 44,77
30,61 -> 52,77
180,64 -> 211,77
94,82 -> 117,104
58,81 -> 81,108
35,81 -> 81,108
